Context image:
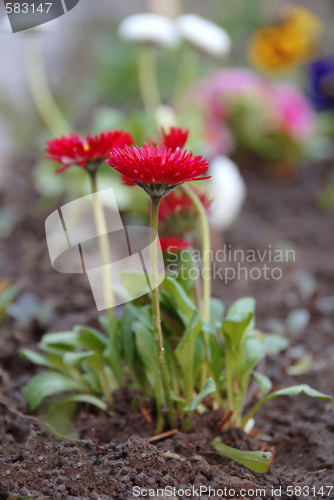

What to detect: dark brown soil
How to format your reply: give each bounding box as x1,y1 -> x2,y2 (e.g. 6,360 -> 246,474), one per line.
0,157 -> 334,499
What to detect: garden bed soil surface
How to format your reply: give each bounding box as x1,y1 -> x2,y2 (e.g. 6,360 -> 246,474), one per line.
0,157 -> 334,499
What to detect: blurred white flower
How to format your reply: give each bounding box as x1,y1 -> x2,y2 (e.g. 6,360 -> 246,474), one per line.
209,156 -> 246,230
155,105 -> 177,129
118,13 -> 180,48
176,14 -> 231,58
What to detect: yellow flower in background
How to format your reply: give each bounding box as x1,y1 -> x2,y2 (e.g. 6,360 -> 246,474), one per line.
248,7 -> 322,73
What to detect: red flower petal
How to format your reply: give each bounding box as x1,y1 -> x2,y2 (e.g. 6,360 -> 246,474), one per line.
162,127 -> 189,151
106,144 -> 210,188
160,236 -> 193,253
46,131 -> 134,173
158,187 -> 212,221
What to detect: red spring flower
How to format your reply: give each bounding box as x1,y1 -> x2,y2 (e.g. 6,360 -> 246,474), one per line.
149,127 -> 189,152
46,131 -> 134,173
161,127 -> 189,151
160,236 -> 193,253
106,144 -> 210,197
159,187 -> 212,221
122,127 -> 189,187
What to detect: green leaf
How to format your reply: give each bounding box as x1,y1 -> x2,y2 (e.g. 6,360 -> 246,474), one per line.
74,325 -> 108,353
21,349 -> 72,376
24,371 -> 85,410
21,349 -> 52,367
193,336 -> 205,381
120,270 -> 150,298
221,312 -> 253,354
175,312 -> 202,401
0,283 -> 20,322
210,298 -> 225,331
41,331 -> 81,348
119,304 -> 148,392
171,391 -> 187,403
241,331 -> 289,378
287,309 -> 310,337
98,314 -> 112,337
208,334 -> 225,383
164,337 -> 181,396
60,394 -> 107,411
164,277 -> 197,325
241,337 -> 264,374
63,351 -> 97,368
40,399 -> 78,439
104,333 -> 124,386
135,306 -> 154,331
183,378 -> 216,412
258,332 -> 289,356
82,370 -> 101,394
243,384 -> 333,426
252,371 -> 272,396
120,304 -> 137,368
226,297 -> 255,327
264,384 -> 333,400
133,322 -> 164,411
211,437 -> 271,473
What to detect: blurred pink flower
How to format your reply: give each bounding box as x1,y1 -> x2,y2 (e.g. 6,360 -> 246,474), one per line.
272,84 -> 315,141
195,68 -> 316,154
204,121 -> 235,156
209,68 -> 264,95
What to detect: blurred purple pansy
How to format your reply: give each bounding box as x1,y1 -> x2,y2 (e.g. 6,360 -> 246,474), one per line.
309,57 -> 334,111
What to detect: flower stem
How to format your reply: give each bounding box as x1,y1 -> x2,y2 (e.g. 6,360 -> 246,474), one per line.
225,351 -> 236,427
24,36 -> 70,137
138,46 -> 161,118
98,368 -> 113,406
181,185 -> 211,321
89,170 -> 115,334
146,0 -> 180,18
181,411 -> 194,433
181,185 -> 211,387
150,196 -> 176,430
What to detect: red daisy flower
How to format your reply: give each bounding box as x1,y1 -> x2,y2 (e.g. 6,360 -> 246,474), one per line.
121,127 -> 189,187
46,131 -> 134,173
160,236 -> 193,253
161,127 -> 189,152
159,187 -> 212,221
106,144 -> 210,197
149,127 -> 189,152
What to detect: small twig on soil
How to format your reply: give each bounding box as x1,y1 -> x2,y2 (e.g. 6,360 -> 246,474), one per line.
293,469 -> 327,483
91,428 -> 103,449
137,401 -> 153,423
147,428 -> 178,443
214,411 -> 233,431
